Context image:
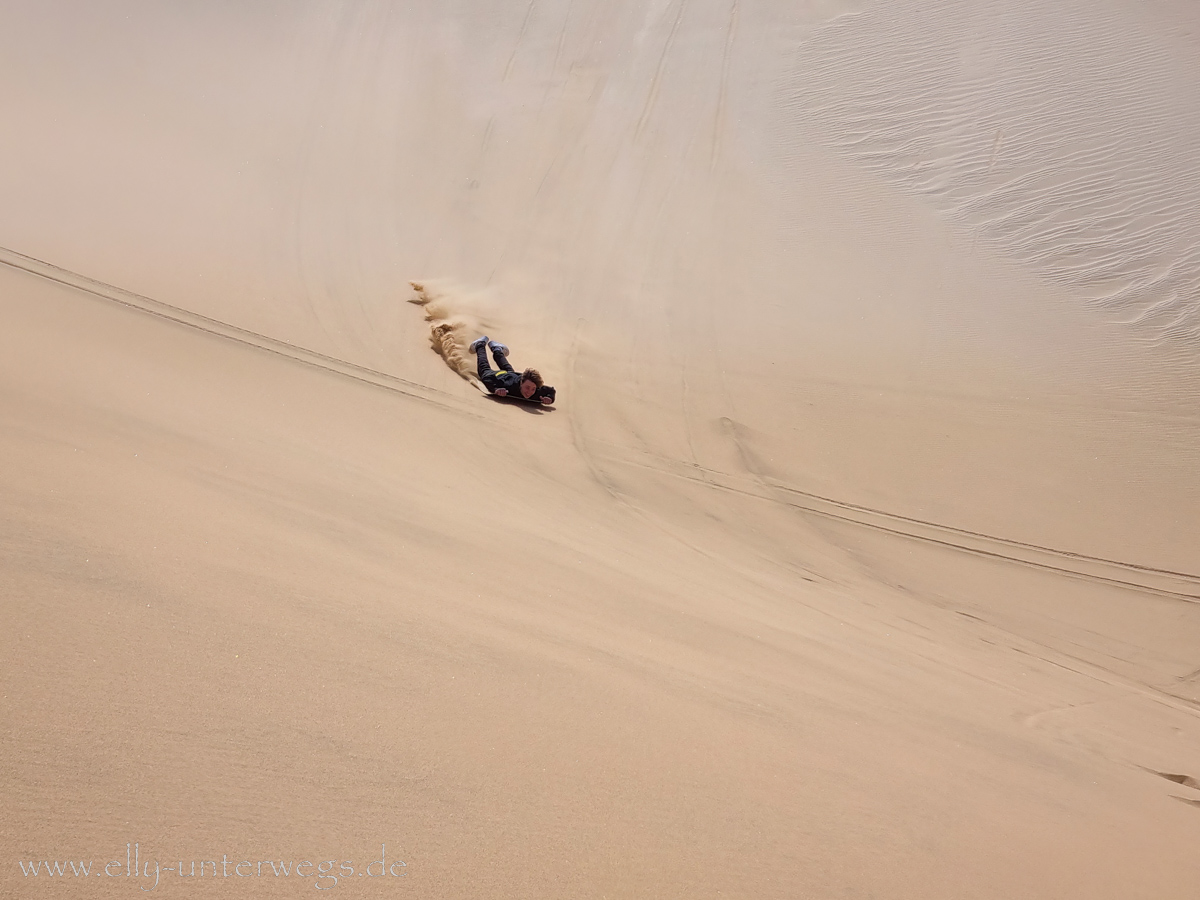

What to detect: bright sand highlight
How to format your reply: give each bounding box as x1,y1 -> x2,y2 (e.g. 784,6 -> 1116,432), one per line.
2,1 -> 1199,897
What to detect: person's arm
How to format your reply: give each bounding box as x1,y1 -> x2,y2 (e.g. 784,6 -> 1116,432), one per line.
495,372 -> 519,396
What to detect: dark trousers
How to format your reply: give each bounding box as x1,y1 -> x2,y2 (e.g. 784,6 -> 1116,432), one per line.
476,344 -> 514,386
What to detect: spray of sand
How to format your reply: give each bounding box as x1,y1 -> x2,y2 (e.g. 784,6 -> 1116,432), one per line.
408,280 -> 493,384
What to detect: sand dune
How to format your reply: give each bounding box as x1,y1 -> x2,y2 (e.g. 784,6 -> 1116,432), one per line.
782,0 -> 1200,373
2,1 -> 1199,897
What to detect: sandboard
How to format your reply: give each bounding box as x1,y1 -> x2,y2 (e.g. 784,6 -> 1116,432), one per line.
471,380 -> 554,406
487,391 -> 554,407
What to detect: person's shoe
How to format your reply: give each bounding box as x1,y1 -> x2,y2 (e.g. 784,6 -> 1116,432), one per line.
488,340 -> 510,356
467,335 -> 489,352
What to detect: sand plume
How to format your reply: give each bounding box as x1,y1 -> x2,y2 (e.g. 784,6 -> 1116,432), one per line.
407,280 -> 493,384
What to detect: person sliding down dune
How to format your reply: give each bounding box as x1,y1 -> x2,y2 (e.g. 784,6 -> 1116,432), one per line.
469,336 -> 556,405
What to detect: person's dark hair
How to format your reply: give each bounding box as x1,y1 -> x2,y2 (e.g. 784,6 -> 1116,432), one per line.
521,368 -> 544,387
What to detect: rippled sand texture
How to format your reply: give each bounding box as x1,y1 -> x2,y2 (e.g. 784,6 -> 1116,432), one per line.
782,0 -> 1200,372
2,2 -> 1199,898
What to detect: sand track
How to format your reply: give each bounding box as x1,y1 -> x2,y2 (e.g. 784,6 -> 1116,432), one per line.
0,245 -> 471,415
596,435 -> 1200,603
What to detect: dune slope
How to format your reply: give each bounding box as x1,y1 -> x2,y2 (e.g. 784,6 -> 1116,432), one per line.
2,1 -> 1199,897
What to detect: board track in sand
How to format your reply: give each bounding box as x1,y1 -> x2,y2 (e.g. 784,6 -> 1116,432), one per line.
0,245 -> 475,416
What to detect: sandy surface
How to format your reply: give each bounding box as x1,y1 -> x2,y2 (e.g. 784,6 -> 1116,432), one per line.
3,1 -> 1199,897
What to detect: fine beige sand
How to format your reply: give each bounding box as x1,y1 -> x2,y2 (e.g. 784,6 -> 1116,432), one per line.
3,2 -> 1200,897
